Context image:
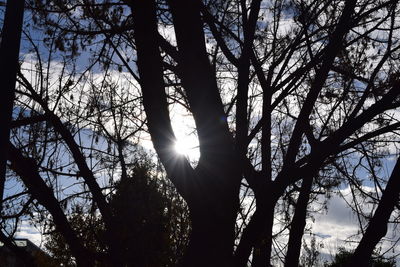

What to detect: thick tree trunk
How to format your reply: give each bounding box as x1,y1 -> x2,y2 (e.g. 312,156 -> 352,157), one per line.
251,205 -> 274,267
0,0 -> 24,204
345,158 -> 400,267
284,177 -> 313,267
178,161 -> 240,266
251,241 -> 268,267
131,1 -> 241,266
181,204 -> 238,267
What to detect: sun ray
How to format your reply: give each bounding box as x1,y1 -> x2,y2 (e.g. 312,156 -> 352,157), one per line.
174,136 -> 199,161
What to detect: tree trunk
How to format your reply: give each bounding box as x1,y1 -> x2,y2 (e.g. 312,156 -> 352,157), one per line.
181,204 -> 238,267
345,157 -> 400,267
0,0 -> 24,204
251,206 -> 274,267
131,1 -> 242,266
284,177 -> 313,267
251,241 -> 268,267
235,192 -> 278,267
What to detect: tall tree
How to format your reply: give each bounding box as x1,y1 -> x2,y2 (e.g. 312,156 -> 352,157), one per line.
0,1 -> 36,265
0,0 -> 24,204
131,0 -> 241,265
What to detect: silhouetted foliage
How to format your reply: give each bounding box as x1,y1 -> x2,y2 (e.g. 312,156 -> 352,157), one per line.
299,235 -> 322,267
327,248 -> 395,267
44,161 -> 190,266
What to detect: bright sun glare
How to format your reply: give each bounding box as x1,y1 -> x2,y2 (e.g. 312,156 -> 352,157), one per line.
174,138 -> 199,160
170,108 -> 200,162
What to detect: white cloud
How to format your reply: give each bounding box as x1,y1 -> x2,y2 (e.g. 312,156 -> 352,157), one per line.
307,187 -> 400,261
16,220 -> 43,247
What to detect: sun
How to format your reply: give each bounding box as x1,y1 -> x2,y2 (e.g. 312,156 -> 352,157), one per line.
169,108 -> 200,162
174,140 -> 190,155
174,137 -> 199,160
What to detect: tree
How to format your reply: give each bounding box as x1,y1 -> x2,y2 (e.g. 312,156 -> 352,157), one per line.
129,1 -> 400,266
2,0 -> 400,266
328,247 -> 395,267
44,160 -> 190,266
0,0 -> 24,198
0,1 -> 40,265
345,157 -> 400,267
299,234 -> 321,267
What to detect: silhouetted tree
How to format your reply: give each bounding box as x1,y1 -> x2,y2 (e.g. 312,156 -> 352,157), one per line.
0,0 -> 24,214
44,161 -> 189,266
2,0 -> 400,266
328,247 -> 395,267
